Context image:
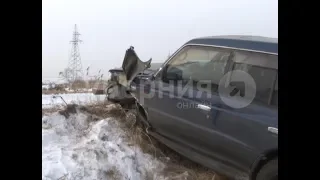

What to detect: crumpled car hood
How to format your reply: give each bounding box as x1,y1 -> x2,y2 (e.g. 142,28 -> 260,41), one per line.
121,46 -> 152,86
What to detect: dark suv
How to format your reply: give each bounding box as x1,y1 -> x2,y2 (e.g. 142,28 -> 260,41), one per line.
109,35 -> 278,180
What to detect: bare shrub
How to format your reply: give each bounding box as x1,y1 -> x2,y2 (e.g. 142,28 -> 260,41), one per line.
71,79 -> 87,90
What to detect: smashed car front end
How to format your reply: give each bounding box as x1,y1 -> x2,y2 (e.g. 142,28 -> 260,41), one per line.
105,46 -> 153,106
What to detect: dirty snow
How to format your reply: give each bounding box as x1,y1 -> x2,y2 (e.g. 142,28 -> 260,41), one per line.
42,94 -> 166,180
42,112 -> 167,180
42,85 -> 50,90
42,93 -> 105,109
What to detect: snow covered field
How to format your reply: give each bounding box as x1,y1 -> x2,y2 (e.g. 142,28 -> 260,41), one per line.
42,93 -> 105,109
42,94 -> 166,180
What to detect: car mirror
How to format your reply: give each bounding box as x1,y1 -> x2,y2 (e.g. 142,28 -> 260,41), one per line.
163,66 -> 182,82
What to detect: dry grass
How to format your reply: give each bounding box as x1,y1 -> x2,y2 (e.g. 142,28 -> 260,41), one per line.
42,79 -> 109,95
42,107 -> 62,117
71,80 -> 87,89
42,89 -> 93,94
82,102 -> 126,119
104,167 -> 122,180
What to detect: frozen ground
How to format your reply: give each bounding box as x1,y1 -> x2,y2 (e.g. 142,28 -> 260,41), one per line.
42,93 -> 105,109
42,94 -> 166,180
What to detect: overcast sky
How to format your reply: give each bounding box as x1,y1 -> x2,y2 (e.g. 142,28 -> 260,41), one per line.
42,0 -> 278,81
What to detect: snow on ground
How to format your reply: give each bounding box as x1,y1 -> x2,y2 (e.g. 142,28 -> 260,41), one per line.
42,93 -> 105,109
42,93 -> 167,180
64,88 -> 93,92
42,113 -> 166,180
42,85 -> 50,90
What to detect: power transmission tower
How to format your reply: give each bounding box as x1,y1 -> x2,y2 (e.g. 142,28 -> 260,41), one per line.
68,24 -> 84,82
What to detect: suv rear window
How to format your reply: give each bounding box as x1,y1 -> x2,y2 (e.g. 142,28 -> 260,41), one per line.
231,51 -> 278,106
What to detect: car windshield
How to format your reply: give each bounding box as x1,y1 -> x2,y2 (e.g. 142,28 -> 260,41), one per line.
170,46 -> 228,67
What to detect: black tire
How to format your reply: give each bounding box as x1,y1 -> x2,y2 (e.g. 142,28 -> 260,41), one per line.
256,158 -> 278,180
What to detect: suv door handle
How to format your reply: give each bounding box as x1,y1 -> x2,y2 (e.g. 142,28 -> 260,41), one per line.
196,104 -> 211,111
268,127 -> 278,135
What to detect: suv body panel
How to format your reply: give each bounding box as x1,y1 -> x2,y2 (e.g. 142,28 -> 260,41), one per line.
112,35 -> 278,179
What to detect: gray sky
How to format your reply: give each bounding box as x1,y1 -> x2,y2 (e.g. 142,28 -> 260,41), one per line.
42,0 -> 278,81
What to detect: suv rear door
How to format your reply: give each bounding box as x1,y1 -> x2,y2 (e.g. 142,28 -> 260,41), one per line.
212,50 -> 278,170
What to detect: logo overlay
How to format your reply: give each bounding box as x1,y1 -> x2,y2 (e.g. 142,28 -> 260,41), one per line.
218,70 -> 256,109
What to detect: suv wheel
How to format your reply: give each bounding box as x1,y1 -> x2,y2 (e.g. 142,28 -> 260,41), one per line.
256,158 -> 278,180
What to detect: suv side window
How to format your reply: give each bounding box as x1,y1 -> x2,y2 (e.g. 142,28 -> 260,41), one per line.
231,51 -> 278,106
163,45 -> 231,93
